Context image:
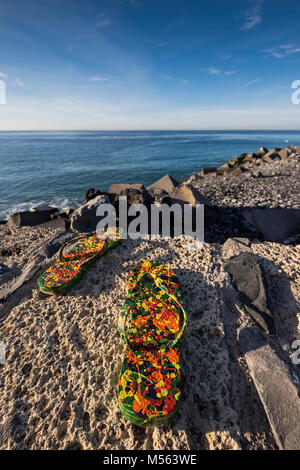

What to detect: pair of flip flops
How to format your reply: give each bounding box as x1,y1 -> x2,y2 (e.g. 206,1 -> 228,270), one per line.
37,232 -> 187,427
38,228 -> 121,295
117,261 -> 187,427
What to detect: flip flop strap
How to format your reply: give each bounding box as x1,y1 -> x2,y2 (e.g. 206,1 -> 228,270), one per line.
119,270 -> 187,349
58,232 -> 100,262
58,227 -> 120,262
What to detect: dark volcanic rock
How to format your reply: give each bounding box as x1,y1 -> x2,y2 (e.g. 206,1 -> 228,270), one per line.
117,188 -> 154,208
7,208 -> 58,228
224,252 -> 275,334
239,326 -> 300,450
83,188 -> 102,204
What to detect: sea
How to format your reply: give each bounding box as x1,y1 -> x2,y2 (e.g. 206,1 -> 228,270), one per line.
0,130 -> 299,220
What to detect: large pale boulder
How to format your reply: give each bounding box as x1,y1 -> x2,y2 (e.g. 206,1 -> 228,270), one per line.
147,174 -> 178,193
108,183 -> 144,195
165,184 -> 217,226
70,195 -> 110,232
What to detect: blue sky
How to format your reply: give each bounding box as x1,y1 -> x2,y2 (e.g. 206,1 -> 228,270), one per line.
0,0 -> 300,130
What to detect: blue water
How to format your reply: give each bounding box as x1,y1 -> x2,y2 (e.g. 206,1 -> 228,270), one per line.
0,130 -> 299,220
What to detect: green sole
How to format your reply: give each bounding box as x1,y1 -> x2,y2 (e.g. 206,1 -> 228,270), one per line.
119,400 -> 180,427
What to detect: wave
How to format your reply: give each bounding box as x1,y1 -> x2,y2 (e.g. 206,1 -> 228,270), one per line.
0,197 -> 81,221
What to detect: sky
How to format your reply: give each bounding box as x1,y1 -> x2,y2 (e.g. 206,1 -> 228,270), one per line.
0,0 -> 300,130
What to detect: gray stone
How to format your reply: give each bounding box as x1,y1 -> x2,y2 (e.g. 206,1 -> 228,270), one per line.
70,195 -> 110,233
242,208 -> 300,242
147,174 -> 178,193
239,326 -> 300,450
7,209 -> 58,228
0,231 -> 76,303
117,188 -> 153,207
222,237 -> 251,260
224,252 -> 275,333
83,188 -> 102,204
0,264 -> 9,275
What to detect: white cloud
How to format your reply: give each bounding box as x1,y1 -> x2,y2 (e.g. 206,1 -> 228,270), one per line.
89,76 -> 109,81
263,44 -> 300,59
202,67 -> 221,75
278,44 -> 294,50
241,1 -> 262,30
202,67 -> 236,76
0,72 -> 7,78
271,52 -> 285,59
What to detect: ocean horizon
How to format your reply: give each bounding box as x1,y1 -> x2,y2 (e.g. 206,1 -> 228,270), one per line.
1,129 -> 299,220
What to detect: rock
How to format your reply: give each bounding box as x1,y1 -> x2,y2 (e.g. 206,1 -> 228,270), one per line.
0,264 -> 9,275
243,152 -> 257,163
242,208 -> 300,242
0,231 -> 76,303
257,147 -> 268,157
108,183 -> 144,195
237,153 -> 248,162
50,208 -> 74,220
83,188 -> 102,204
262,149 -> 280,162
239,326 -> 300,450
7,209 -> 58,228
147,187 -> 168,203
228,157 -> 239,168
224,252 -> 275,334
70,195 -> 110,232
169,184 -> 212,207
166,184 -> 217,226
199,167 -> 217,177
147,174 -> 178,193
278,148 -> 291,160
38,218 -> 70,231
217,163 -> 231,175
294,146 -> 300,154
240,161 -> 251,170
222,237 -> 251,260
229,166 -> 244,176
37,231 -> 76,259
116,188 -> 153,208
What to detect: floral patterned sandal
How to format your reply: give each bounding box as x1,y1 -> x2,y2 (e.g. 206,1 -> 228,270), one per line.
38,228 -> 121,295
117,261 -> 187,427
